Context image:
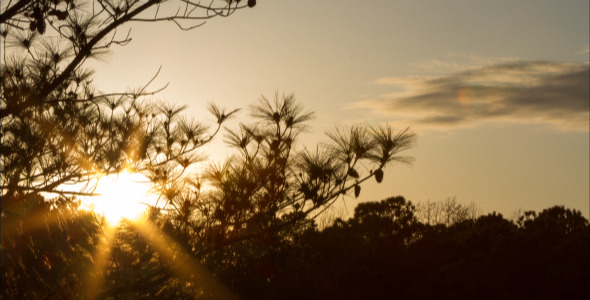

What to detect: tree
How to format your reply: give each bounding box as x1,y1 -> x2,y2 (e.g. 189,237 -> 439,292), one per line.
1,196 -> 101,298
229,202 -> 588,300
172,93 -> 417,282
1,0 -> 251,298
415,196 -> 480,226
207,196 -> 421,299
1,1 -> 420,297
1,0 -> 253,208
1,0 -> 248,257
1,0 -> 254,122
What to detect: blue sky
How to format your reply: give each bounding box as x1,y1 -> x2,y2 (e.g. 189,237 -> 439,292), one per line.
91,0 -> 589,217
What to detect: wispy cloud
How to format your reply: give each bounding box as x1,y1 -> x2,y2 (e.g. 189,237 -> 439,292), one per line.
408,53 -> 521,74
355,61 -> 590,131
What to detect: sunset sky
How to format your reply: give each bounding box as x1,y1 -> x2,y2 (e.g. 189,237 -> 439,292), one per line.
90,0 -> 589,217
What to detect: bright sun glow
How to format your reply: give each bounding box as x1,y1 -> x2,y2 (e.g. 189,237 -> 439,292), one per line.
86,171 -> 156,225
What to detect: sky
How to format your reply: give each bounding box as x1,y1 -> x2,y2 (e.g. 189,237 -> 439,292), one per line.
91,0 -> 589,218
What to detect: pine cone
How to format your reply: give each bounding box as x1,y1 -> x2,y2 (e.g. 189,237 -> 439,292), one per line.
374,169 -> 384,183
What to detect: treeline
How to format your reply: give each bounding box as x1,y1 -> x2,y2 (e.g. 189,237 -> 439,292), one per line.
215,196 -> 590,299
6,195 -> 588,299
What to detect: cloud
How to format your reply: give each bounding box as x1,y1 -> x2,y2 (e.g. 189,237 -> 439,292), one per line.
356,61 -> 589,131
408,54 -> 521,74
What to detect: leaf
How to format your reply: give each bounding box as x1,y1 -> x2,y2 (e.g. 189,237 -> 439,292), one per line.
354,185 -> 361,198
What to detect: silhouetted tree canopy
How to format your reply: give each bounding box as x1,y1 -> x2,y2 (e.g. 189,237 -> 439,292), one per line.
1,0 -> 250,211
1,196 -> 100,298
1,0 -> 421,297
215,198 -> 589,300
3,1 -> 588,299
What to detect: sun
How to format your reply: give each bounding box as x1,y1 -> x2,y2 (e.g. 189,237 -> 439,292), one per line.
87,171 -> 156,225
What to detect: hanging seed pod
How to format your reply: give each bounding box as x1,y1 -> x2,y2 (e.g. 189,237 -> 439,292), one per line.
354,185 -> 361,198
247,0 -> 256,7
37,19 -> 46,34
374,169 -> 384,183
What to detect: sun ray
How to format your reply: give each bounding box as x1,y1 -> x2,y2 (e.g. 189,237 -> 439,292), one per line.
0,198 -> 89,244
82,223 -> 117,300
133,219 -> 238,299
1,208 -> 63,238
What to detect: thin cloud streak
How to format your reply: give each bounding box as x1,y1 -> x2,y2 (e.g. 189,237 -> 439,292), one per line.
408,54 -> 521,74
356,61 -> 589,131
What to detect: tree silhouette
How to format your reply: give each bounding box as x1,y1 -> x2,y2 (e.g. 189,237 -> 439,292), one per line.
415,197 -> 481,226
1,0 -> 251,211
1,0 -> 250,298
1,196 -> 101,298
5,1 -> 584,299
190,94 -> 416,251
154,93 -> 418,295
211,198 -> 589,299
1,1 -> 422,297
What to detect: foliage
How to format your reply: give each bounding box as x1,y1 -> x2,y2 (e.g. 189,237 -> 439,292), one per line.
98,214 -> 202,298
1,196 -> 100,299
1,0 -> 250,298
6,1 -> 583,299
1,0 -> 249,210
1,0 -> 420,297
217,197 -> 589,299
181,94 -> 417,253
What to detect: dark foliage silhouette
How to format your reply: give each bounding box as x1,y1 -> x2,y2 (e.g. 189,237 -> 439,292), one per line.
1,0 -> 250,212
216,197 -> 589,299
1,196 -> 101,298
1,0 -> 250,298
1,0 -> 419,296
4,1 -> 586,299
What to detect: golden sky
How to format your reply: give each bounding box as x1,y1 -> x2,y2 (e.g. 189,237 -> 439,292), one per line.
90,0 -> 590,217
